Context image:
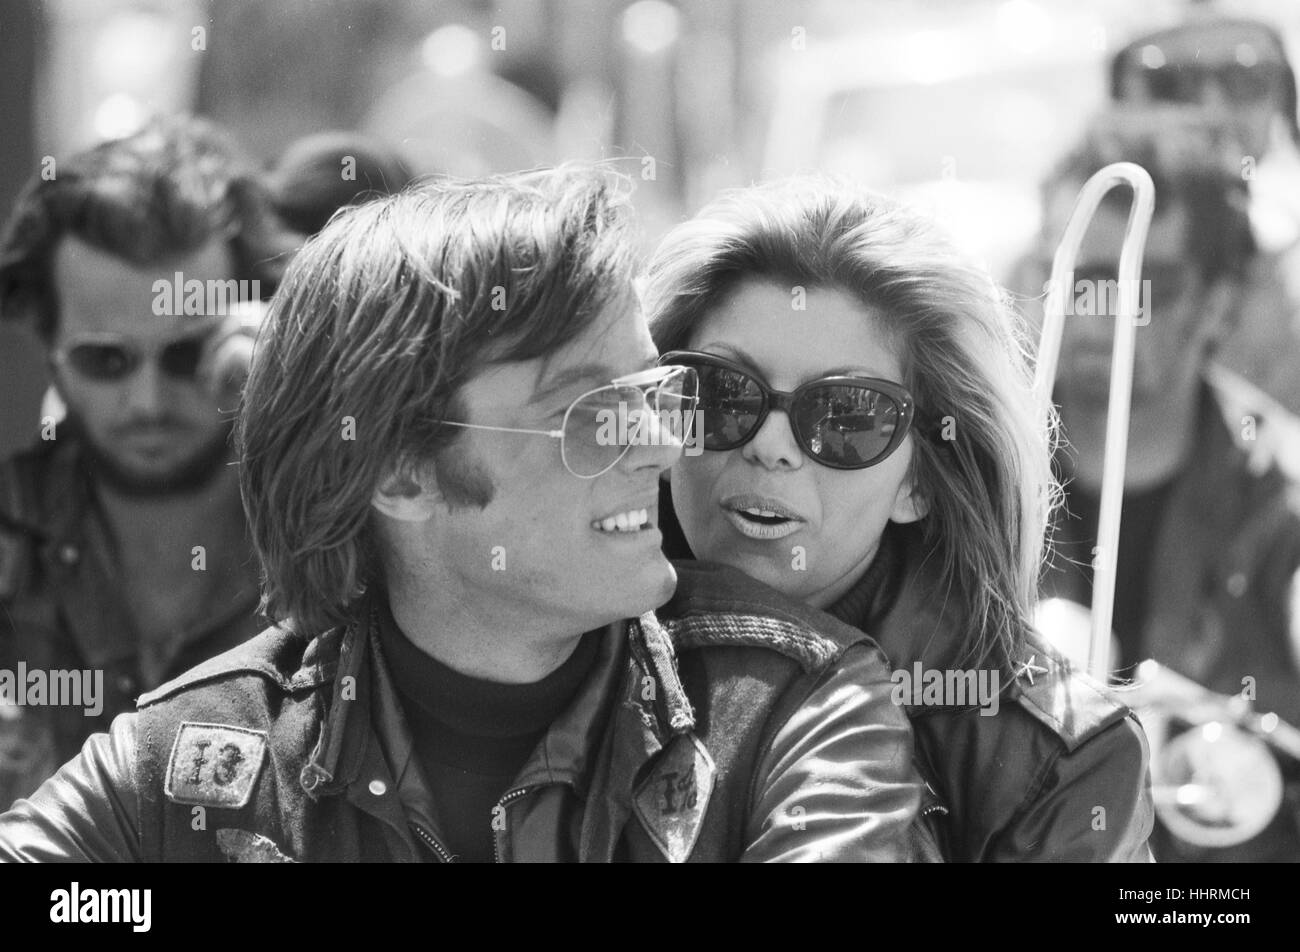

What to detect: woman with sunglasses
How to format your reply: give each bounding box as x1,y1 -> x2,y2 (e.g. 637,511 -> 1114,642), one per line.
645,178 -> 1154,861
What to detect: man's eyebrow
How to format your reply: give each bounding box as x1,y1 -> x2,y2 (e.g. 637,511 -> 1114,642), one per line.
529,362 -> 613,406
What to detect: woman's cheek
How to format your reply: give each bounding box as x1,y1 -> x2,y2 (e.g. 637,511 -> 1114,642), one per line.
670,458 -> 722,552
812,473 -> 883,563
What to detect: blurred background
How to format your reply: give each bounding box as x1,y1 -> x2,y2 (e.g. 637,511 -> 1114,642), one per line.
1,0 -> 1299,455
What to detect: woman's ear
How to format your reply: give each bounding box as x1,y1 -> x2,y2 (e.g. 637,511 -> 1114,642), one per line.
890,475 -> 929,524
370,460 -> 438,522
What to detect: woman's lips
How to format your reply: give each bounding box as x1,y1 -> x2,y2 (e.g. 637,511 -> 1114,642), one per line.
719,493 -> 806,541
723,509 -> 803,540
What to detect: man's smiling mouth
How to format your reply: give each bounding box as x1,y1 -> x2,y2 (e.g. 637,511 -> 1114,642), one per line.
592,506 -> 652,533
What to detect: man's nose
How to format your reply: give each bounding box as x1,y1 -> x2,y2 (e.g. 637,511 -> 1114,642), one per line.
622,404 -> 688,475
741,409 -> 804,471
1198,76 -> 1234,111
119,358 -> 168,416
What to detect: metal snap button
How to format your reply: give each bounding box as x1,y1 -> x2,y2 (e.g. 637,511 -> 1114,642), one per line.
368,779 -> 387,797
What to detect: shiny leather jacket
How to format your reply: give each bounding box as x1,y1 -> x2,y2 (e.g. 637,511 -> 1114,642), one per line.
0,561 -> 921,863
657,481 -> 1155,862
832,521 -> 1156,862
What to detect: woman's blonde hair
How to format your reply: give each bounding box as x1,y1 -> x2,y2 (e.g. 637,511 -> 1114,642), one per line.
644,177 -> 1059,670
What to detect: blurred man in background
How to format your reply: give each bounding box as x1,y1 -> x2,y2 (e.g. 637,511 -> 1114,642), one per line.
1110,13 -> 1300,413
0,115 -> 295,807
1035,109 -> 1300,861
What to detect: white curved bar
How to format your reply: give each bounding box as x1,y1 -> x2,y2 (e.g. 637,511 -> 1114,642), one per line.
1034,162 -> 1156,682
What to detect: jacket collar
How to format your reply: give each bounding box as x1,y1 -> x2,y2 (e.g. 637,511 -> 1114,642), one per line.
300,597 -> 695,808
828,522 -> 974,675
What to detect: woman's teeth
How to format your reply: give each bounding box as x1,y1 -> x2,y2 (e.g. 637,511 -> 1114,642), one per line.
739,507 -> 788,523
725,507 -> 802,540
593,507 -> 649,533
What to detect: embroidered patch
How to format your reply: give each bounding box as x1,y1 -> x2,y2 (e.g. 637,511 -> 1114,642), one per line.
216,828 -> 297,863
164,722 -> 267,809
633,733 -> 716,863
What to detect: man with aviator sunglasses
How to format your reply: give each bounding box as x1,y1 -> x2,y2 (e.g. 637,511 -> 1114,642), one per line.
0,117 -> 291,808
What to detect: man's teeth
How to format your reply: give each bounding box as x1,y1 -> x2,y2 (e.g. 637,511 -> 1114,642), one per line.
593,508 -> 649,533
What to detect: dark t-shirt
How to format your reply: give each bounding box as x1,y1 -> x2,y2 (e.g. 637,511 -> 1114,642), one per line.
1058,477 -> 1177,672
375,603 -> 599,862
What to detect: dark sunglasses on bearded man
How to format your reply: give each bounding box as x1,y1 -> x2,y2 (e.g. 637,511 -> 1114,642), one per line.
52,324 -> 223,383
659,350 -> 922,470
1110,17 -> 1298,133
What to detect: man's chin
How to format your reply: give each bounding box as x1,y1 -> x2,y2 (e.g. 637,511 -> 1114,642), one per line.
604,558 -> 679,622
84,437 -> 233,497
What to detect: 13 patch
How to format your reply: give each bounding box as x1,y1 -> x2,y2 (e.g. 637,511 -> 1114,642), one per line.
164,722 -> 267,809
633,732 -> 716,863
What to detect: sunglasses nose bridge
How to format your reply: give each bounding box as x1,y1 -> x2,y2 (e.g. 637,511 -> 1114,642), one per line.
734,389 -> 806,470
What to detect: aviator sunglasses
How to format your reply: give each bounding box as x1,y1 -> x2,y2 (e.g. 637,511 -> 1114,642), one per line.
429,363 -> 699,479
659,350 -> 916,470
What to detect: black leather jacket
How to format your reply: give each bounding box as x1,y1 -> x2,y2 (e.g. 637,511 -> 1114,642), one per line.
830,521 -> 1155,862
661,484 -> 1155,862
0,563 -> 922,862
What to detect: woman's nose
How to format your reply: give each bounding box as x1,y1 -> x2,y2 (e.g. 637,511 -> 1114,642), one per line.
740,409 -> 804,470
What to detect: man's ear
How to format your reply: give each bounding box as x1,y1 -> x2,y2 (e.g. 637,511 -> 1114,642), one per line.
889,474 -> 929,524
370,459 -> 438,522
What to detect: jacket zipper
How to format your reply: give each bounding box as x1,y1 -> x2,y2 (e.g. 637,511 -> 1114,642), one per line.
411,822 -> 456,863
492,787 -> 535,863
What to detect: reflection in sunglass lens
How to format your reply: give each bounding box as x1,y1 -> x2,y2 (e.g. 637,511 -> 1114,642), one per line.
794,385 -> 901,466
65,344 -> 136,381
697,364 -> 764,449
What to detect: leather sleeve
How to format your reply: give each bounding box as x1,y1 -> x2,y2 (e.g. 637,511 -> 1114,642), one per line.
0,713 -> 142,862
741,643 -> 921,862
988,714 -> 1156,862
